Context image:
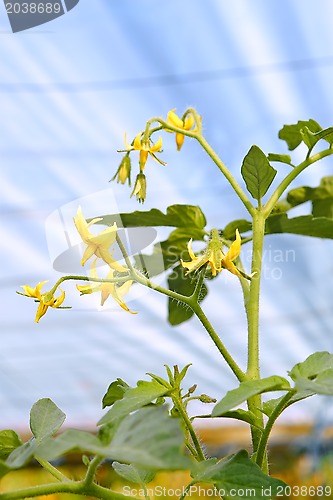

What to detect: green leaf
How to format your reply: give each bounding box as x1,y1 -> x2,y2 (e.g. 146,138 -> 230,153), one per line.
286,186 -> 315,207
278,119 -> 322,150
222,220 -> 252,240
267,153 -> 293,165
109,406 -> 190,469
0,430 -> 23,460
191,450 -> 287,499
289,352 -> 333,395
289,352 -> 333,381
102,378 -> 130,409
212,376 -> 290,416
30,398 -> 66,444
241,145 -> 277,201
95,204 -> 207,229
38,407 -> 191,470
112,462 -> 155,484
311,126 -> 333,146
265,213 -> 333,238
262,391 -> 313,418
214,409 -> 260,428
167,265 -> 208,326
0,459 -> 11,479
286,177 -> 333,219
35,429 -> 100,462
6,439 -> 36,469
98,380 -> 170,425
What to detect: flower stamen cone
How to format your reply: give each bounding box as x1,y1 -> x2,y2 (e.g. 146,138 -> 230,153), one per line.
125,132 -> 165,170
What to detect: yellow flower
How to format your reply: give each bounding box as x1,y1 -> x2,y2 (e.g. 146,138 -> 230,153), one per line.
20,281 -> 66,323
77,260 -> 136,314
166,109 -> 197,151
131,173 -> 147,203
74,206 -> 127,271
181,229 -> 244,278
125,132 -> 166,170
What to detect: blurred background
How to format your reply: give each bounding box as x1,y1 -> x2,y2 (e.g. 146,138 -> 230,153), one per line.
1,0 -> 333,492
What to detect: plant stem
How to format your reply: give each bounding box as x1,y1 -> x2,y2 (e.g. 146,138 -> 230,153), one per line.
255,391 -> 296,469
35,457 -> 70,482
84,455 -> 104,486
153,116 -> 254,215
246,210 -> 266,462
191,302 -> 246,383
196,135 -> 255,216
172,397 -> 206,461
264,147 -> 333,216
0,480 -> 131,500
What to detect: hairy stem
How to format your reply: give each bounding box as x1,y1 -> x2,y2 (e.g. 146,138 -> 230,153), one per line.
246,210 -> 266,464
264,147 -> 333,216
172,398 -> 206,461
0,480 -> 131,500
191,302 -> 246,383
256,391 -> 296,468
35,457 -> 70,483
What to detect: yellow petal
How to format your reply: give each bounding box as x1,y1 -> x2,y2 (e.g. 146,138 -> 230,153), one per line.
124,132 -> 133,150
21,280 -> 48,298
81,245 -> 96,266
98,248 -> 128,272
225,229 -> 241,263
133,132 -> 143,150
184,113 -> 195,130
150,136 -> 163,152
167,109 -> 183,128
74,206 -> 90,242
222,260 -> 243,278
88,223 -> 118,247
53,290 -> 66,308
187,239 -> 196,260
35,302 -> 48,323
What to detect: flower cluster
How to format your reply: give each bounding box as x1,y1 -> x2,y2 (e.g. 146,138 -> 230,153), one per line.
19,207 -> 135,322
113,109 -> 199,203
73,207 -> 135,313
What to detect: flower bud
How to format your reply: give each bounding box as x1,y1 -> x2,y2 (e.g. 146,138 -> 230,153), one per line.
131,173 -> 147,203
111,154 -> 131,185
